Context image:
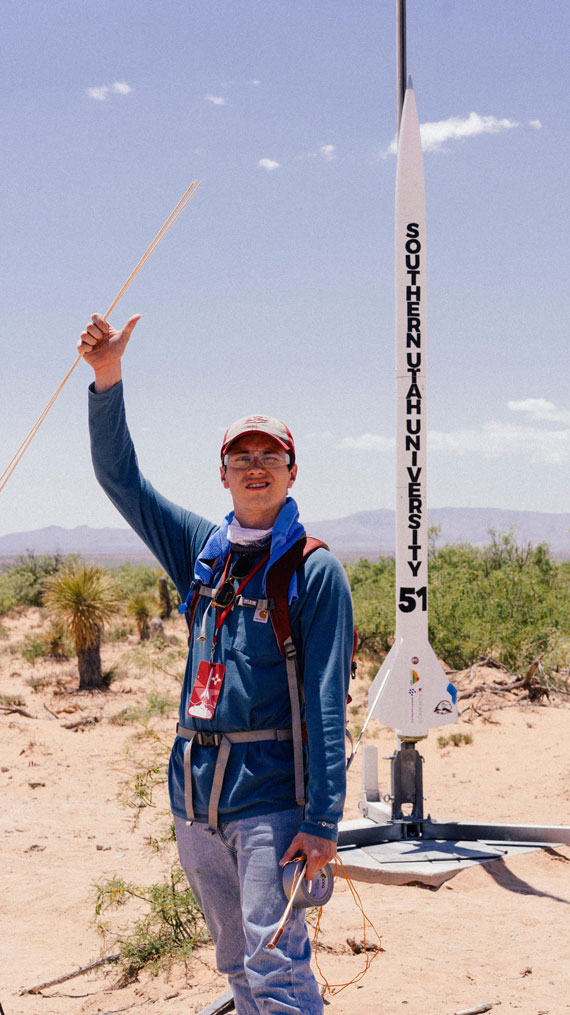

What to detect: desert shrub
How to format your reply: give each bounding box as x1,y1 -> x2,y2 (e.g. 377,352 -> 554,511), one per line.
18,621 -> 71,665
128,593 -> 153,642
93,868 -> 208,983
0,693 -> 26,707
344,557 -> 395,656
348,533 -> 570,673
110,691 -> 177,727
0,552 -> 76,614
20,636 -> 48,665
104,621 -> 133,643
157,576 -> 172,619
429,534 -> 567,670
114,563 -> 161,601
26,674 -> 52,692
43,620 -> 71,659
119,640 -> 187,683
0,578 -> 17,615
437,733 -> 473,748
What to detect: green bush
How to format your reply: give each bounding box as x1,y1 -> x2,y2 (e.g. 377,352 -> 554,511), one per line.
104,621 -> 133,643
344,557 -> 395,656
0,552 -> 75,614
93,868 -> 208,983
348,532 -> 570,674
114,563 -> 161,601
110,691 -> 178,727
20,636 -> 48,665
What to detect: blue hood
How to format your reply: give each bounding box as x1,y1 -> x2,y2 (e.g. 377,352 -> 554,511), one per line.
194,497 -> 305,603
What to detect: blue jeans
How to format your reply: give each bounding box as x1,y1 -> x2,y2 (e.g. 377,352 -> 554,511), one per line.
174,808 -> 323,1015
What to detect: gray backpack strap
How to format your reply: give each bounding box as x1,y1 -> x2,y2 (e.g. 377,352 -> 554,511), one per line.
266,537 -> 330,809
176,725 -> 294,830
282,637 -> 306,807
208,735 -> 232,830
182,732 -> 197,820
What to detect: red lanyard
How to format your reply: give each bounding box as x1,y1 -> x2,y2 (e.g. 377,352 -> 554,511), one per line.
211,551 -> 270,654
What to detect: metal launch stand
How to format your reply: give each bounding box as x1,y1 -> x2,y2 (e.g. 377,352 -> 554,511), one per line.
337,739 -> 570,887
199,742 -> 570,1015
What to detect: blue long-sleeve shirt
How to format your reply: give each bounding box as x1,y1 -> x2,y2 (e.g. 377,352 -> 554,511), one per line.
89,381 -> 353,841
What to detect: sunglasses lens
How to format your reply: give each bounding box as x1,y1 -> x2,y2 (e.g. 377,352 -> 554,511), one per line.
213,581 -> 235,608
231,555 -> 254,580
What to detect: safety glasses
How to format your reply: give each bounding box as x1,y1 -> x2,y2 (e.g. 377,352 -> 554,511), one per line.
223,451 -> 290,470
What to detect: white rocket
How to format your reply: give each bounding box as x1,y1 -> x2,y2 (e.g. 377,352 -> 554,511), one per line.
367,78 -> 458,737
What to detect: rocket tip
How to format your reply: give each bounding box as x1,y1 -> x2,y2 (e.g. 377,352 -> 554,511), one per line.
407,75 -> 414,89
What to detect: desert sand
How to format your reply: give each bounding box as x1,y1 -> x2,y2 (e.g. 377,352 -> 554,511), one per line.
1,608 -> 569,1015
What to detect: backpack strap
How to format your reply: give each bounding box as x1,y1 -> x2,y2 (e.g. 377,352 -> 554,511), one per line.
265,536 -> 329,807
266,536 -> 328,657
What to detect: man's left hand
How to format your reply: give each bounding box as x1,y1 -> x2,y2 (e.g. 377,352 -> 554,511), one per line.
280,831 -> 337,881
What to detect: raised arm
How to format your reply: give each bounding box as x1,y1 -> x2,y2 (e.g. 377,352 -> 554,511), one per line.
78,312 -> 141,392
81,312 -> 216,595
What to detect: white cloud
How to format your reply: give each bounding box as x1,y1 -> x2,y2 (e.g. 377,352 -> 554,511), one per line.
304,431 -> 335,442
421,113 -> 519,152
384,112 -> 520,156
86,81 -> 132,101
529,119 -> 542,129
334,401 -> 570,464
429,421 -> 570,464
86,86 -> 109,101
507,398 -> 570,425
297,144 -> 337,162
250,79 -> 261,86
205,94 -> 226,106
337,433 -> 395,452
258,158 -> 280,171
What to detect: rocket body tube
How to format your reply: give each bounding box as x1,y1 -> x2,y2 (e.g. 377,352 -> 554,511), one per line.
368,83 -> 457,737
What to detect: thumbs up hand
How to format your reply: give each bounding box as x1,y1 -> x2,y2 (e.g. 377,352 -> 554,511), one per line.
78,312 -> 141,392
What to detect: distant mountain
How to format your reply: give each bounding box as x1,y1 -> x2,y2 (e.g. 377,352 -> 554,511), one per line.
0,525 -> 157,565
1,509 -> 569,563
307,507 -> 570,560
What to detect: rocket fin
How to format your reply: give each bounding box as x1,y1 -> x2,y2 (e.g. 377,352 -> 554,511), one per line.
368,636 -> 457,737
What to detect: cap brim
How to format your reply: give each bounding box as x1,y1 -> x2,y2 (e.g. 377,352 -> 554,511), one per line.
221,429 -> 290,457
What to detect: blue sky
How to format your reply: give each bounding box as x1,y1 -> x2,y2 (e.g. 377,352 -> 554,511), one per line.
1,0 -> 569,535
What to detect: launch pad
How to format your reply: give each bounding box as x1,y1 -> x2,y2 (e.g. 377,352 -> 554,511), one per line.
337,742 -> 570,886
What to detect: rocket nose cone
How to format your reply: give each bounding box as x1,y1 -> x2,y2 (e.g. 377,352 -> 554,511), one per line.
407,75 -> 414,90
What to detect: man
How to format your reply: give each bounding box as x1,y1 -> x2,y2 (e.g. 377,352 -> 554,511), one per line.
79,313 -> 354,1015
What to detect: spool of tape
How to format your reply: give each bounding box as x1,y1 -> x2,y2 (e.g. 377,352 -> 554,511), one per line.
282,859 -> 334,909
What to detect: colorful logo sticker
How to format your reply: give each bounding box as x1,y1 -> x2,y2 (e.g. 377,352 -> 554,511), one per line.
410,669 -> 420,685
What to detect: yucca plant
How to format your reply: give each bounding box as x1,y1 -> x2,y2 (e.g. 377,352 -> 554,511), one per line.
43,564 -> 121,689
128,593 -> 152,642
157,576 -> 172,620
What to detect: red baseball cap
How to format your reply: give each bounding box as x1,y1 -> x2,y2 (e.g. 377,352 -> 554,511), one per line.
221,415 -> 295,462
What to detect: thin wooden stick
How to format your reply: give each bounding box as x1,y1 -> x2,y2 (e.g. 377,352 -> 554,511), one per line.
20,953 -> 121,994
0,180 -> 202,493
0,705 -> 35,718
266,858 -> 307,950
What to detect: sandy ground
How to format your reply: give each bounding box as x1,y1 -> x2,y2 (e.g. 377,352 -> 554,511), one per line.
1,608 -> 569,1015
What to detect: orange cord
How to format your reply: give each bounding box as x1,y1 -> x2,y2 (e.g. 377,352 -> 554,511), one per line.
311,854 -> 383,997
0,180 -> 202,493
